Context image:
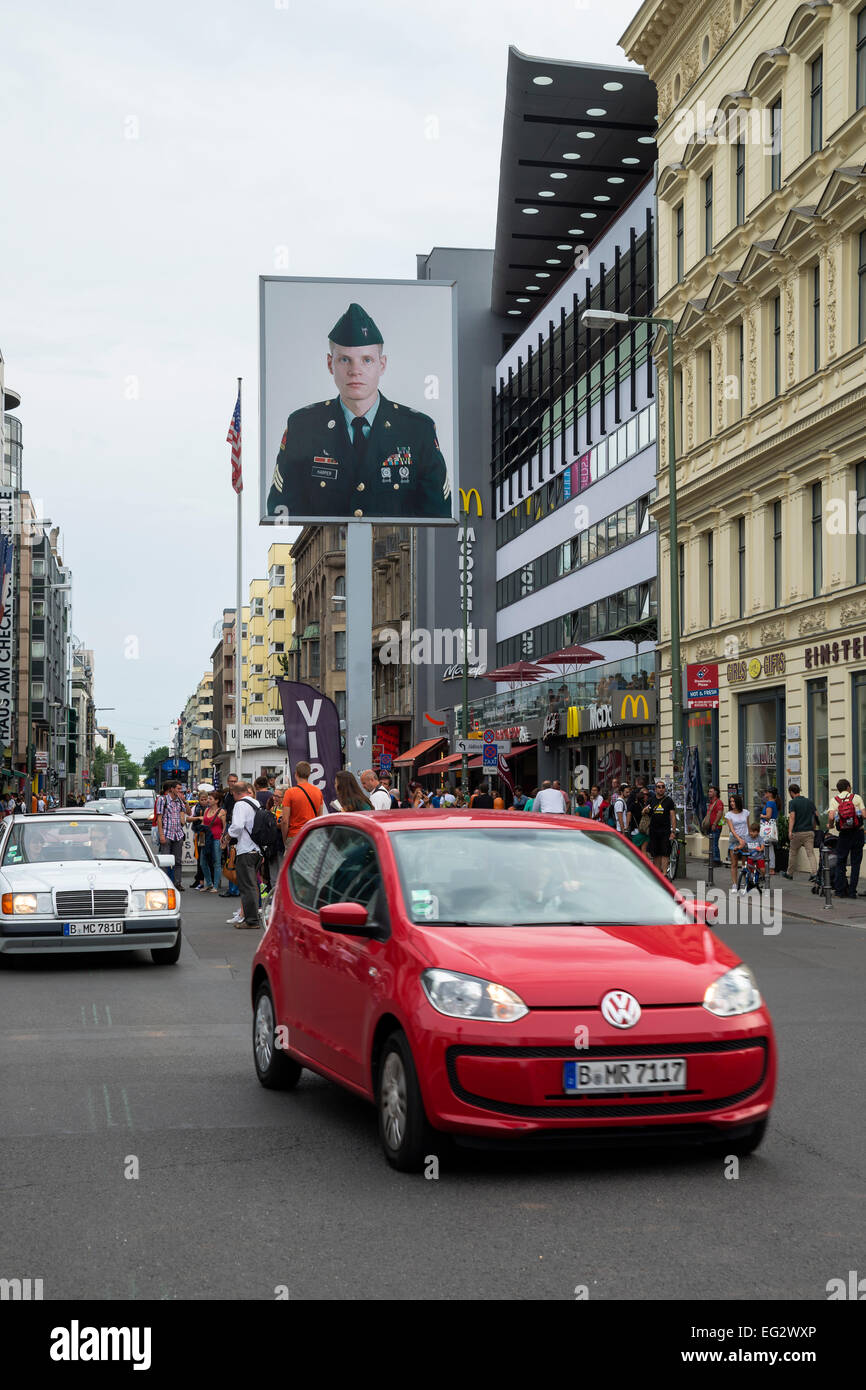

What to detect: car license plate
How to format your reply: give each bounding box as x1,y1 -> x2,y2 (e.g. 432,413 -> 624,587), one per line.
563,1058 -> 687,1093
62,921 -> 125,937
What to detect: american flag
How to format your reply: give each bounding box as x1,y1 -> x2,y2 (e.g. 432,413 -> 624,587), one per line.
227,391 -> 242,493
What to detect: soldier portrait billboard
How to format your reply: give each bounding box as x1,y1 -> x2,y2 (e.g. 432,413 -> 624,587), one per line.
260,276 -> 458,526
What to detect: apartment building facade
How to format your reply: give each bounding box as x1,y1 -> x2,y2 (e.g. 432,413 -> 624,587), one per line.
622,0 -> 866,816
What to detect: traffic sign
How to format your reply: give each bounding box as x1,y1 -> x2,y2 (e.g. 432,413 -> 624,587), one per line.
482,746 -> 499,768
379,753 -> 392,771
483,729 -> 495,744
455,738 -> 511,755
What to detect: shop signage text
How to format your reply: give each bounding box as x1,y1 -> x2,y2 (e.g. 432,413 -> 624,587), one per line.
804,638 -> 866,669
566,690 -> 656,737
686,662 -> 719,709
727,651 -> 786,684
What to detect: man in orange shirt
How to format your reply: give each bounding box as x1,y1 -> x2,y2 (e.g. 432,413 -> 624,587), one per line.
281,761 -> 325,848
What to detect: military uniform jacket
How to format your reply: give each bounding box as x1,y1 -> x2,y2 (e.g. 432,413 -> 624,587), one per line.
267,393 -> 451,519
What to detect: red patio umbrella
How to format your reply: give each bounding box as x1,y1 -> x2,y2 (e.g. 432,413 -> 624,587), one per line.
539,644 -> 604,671
482,661 -> 554,686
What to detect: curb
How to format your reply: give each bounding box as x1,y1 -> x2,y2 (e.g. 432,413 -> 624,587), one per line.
680,862 -> 866,929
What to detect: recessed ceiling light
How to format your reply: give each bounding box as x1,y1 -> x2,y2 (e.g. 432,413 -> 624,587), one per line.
537,190 -> 555,197
533,75 -> 553,85
516,297 -> 531,303
603,81 -> 623,91
546,258 -> 562,264
536,272 -> 551,278
576,130 -> 596,139
622,157 -> 640,165
563,152 -> 580,160
568,228 -> 585,235
557,243 -> 573,250
580,212 -> 597,219
586,107 -> 607,117
550,172 -> 568,179
508,310 -> 521,315
638,136 -> 655,144
526,284 -> 540,290
594,195 -> 611,202
522,207 -> 539,214
607,176 -> 625,184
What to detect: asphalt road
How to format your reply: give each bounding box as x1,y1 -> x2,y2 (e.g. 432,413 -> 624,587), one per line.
1,881 -> 863,1301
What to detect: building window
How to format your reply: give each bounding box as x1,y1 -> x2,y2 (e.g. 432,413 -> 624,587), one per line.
271,608 -> 285,620
770,97 -> 782,191
678,543 -> 685,634
811,264 -> 821,373
675,203 -> 684,283
334,630 -> 346,671
773,500 -> 783,609
334,689 -> 347,721
334,575 -> 346,597
857,462 -> 866,584
251,598 -> 264,616
858,6 -> 866,108
703,171 -> 713,255
735,137 -> 746,225
31,681 -> 45,699
807,678 -> 829,813
268,565 -> 285,586
32,600 -> 45,618
812,480 -> 823,596
706,531 -> 714,627
32,559 -> 44,577
309,640 -> 320,681
859,231 -> 866,344
809,53 -> 822,152
738,516 -> 746,619
773,294 -> 781,397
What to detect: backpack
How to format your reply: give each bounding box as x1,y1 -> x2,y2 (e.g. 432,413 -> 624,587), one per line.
241,797 -> 282,855
835,793 -> 861,831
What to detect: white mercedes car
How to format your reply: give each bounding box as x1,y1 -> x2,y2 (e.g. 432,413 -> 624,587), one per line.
0,811 -> 181,963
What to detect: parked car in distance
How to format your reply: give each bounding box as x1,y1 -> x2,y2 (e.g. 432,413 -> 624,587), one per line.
250,811 -> 776,1171
96,786 -> 125,802
0,811 -> 181,964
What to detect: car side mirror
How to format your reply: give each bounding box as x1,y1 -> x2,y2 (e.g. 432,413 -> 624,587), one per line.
319,901 -> 380,936
676,895 -> 718,925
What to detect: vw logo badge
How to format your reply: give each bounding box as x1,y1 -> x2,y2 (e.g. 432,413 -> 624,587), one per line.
600,989 -> 641,1029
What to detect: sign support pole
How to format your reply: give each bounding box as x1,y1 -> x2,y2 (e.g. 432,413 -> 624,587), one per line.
235,376 -> 243,781
345,524 -> 372,775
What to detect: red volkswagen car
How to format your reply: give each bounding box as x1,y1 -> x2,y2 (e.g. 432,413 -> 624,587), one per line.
251,812 -> 776,1170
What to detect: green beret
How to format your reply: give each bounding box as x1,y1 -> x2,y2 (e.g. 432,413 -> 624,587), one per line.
328,302 -> 383,347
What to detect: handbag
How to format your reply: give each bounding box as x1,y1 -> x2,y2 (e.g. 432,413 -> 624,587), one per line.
759,819 -> 778,843
222,842 -> 238,884
639,810 -> 652,835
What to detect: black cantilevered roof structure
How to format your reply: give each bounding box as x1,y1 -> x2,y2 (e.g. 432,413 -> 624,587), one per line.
492,48 -> 657,319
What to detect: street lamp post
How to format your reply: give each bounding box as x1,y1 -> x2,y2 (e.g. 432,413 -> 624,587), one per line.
460,518 -> 469,800
581,309 -> 684,871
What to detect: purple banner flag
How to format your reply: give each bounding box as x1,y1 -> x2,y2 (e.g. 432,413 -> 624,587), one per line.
277,680 -> 342,805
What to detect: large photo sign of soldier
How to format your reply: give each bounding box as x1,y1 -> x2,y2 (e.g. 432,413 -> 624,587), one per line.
260,277 -> 458,526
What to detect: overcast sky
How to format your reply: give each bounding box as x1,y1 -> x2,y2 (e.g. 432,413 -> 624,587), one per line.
1,0 -> 639,761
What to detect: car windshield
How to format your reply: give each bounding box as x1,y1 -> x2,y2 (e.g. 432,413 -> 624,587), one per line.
123,796 -> 154,810
389,827 -> 690,927
2,820 -> 150,865
97,789 -> 125,799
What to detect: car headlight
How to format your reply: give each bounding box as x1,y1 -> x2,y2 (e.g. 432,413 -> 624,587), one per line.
144,890 -> 173,911
1,893 -> 39,915
702,965 -> 762,1017
421,968 -> 529,1022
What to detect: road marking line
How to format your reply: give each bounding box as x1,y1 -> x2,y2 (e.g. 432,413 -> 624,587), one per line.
121,1087 -> 133,1129
102,1083 -> 113,1127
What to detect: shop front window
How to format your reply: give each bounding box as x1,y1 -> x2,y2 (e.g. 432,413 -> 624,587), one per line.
687,709 -> 718,809
807,677 -> 829,814
739,689 -> 785,818
853,674 -> 866,807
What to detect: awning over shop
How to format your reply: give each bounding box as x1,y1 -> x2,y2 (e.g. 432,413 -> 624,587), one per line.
418,752 -> 463,776
394,737 -> 446,767
468,742 -> 536,770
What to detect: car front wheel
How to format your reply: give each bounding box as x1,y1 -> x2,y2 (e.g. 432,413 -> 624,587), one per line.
151,930 -> 181,965
253,982 -> 302,1090
377,1031 -> 436,1173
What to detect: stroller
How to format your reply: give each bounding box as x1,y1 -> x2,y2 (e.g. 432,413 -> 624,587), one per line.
811,830 -> 837,896
737,842 -> 766,894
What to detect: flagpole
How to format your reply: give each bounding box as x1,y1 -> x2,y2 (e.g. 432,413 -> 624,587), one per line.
235,376 -> 243,781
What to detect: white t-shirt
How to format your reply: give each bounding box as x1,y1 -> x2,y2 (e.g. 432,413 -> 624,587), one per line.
613,796 -> 627,829
591,795 -> 603,818
725,809 -> 750,846
535,787 -> 566,814
369,788 -> 392,811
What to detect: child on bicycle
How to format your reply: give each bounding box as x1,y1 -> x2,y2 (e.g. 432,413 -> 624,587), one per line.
739,822 -> 766,894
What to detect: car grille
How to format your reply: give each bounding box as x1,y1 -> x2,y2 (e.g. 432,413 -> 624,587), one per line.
55,890 -> 129,918
446,1039 -> 769,1119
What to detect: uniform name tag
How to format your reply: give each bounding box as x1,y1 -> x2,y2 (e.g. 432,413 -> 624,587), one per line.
312,465 -> 339,480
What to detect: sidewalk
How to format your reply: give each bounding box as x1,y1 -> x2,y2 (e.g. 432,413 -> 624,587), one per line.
679,856 -> 866,929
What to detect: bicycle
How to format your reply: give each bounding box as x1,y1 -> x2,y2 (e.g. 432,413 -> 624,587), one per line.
665,836 -> 680,881
737,851 -> 766,894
